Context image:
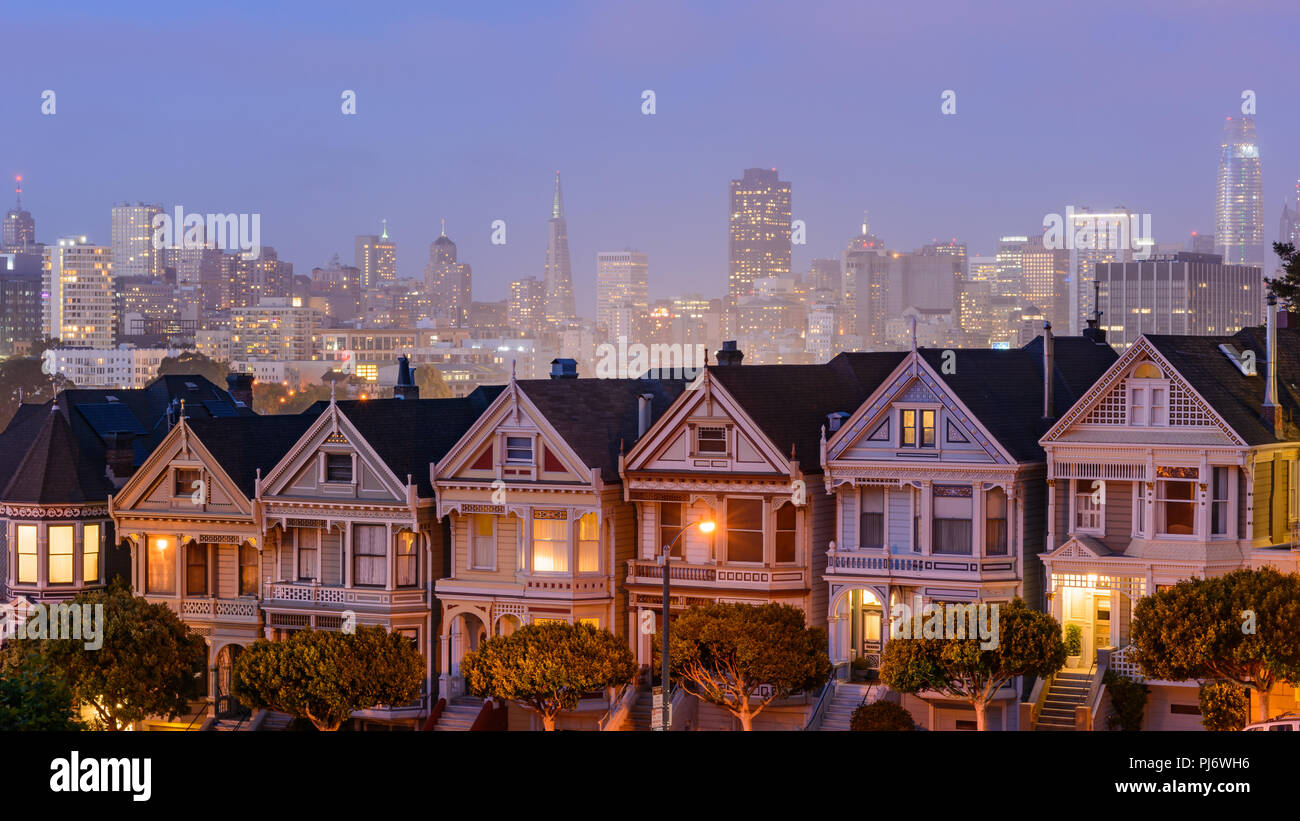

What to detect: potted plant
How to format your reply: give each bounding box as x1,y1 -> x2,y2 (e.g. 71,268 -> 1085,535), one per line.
851,657 -> 876,682
1064,624 -> 1083,668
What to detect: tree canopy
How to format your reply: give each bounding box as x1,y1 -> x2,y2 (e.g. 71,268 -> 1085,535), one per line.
415,363 -> 454,399
0,357 -> 75,430
461,621 -> 636,730
1265,242 -> 1300,308
664,602 -> 830,731
1130,567 -> 1300,722
0,656 -> 85,731
157,350 -> 231,386
232,626 -> 424,731
880,598 -> 1065,730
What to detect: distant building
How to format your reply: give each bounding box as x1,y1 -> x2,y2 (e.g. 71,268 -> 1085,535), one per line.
355,222 -> 397,289
543,172 -> 576,326
1096,252 -> 1263,350
729,168 -> 792,305
0,254 -> 43,355
424,222 -> 472,324
1188,230 -> 1216,255
596,249 -> 649,343
233,246 -> 292,308
1216,116 -> 1265,267
2,177 -> 35,251
43,345 -> 179,389
230,297 -> 321,361
111,203 -> 165,278
1020,234 -> 1071,332
507,276 -> 545,337
44,237 -> 115,349
311,253 -> 362,320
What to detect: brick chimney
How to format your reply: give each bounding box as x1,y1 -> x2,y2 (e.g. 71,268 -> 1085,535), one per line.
104,431 -> 136,479
226,372 -> 255,408
715,340 -> 744,366
393,354 -> 419,400
1082,317 -> 1107,344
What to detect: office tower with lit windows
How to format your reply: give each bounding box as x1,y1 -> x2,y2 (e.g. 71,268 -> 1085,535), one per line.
994,236 -> 1028,299
230,297 -> 321,361
841,215 -> 886,333
1095,252 -> 1262,350
1020,234 -> 1071,331
1280,180 -> 1300,247
43,237 -> 115,348
1216,116 -> 1264,267
918,239 -> 968,277
543,171 -> 575,326
111,203 -> 165,278
312,253 -> 362,319
596,249 -> 649,342
0,256 -> 43,355
3,177 -> 36,251
233,246 -> 292,308
425,222 -> 472,324
1067,206 -> 1140,334
508,276 -> 545,336
806,257 -> 841,296
355,222 -> 397,289
728,168 -> 792,304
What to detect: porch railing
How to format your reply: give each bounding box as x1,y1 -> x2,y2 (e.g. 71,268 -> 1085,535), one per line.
263,581 -> 427,608
1108,645 -> 1144,682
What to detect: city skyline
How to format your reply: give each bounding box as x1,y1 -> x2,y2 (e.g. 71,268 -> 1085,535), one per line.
6,0 -> 1300,310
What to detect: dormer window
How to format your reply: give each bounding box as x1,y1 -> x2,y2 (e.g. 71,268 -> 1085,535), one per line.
325,453 -> 352,482
1127,362 -> 1168,427
174,468 -> 200,497
506,436 -> 533,464
900,409 -> 936,448
696,426 -> 728,455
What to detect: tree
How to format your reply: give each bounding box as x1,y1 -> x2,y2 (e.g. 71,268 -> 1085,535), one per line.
1130,567 -> 1300,722
1103,670 -> 1148,731
253,381 -> 333,415
850,699 -> 915,731
0,656 -> 85,731
0,357 -> 75,430
880,598 -> 1065,731
415,363 -> 454,399
664,602 -> 830,731
232,626 -> 424,731
157,351 -> 230,386
461,622 -> 636,731
0,580 -> 207,730
1199,681 -> 1249,731
1265,242 -> 1300,308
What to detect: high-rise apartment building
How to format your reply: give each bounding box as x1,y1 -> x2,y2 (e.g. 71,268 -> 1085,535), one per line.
1216,116 -> 1264,267
3,177 -> 36,251
355,222 -> 397,289
43,237 -> 114,348
1067,207 -> 1139,334
233,246 -> 292,308
0,253 -> 43,355
1021,234 -> 1071,331
728,168 -> 791,303
230,296 -> 321,361
994,236 -> 1028,299
111,203 -> 165,278
543,172 -> 575,326
596,249 -> 649,342
508,276 -> 545,336
1096,252 -> 1263,350
424,222 -> 472,324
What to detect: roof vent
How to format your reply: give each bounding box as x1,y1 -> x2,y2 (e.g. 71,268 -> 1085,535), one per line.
1217,343 -> 1257,376
550,358 -> 578,379
105,395 -> 119,403
827,412 -> 850,432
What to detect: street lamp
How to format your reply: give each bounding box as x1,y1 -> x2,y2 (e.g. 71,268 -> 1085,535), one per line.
658,518 -> 715,731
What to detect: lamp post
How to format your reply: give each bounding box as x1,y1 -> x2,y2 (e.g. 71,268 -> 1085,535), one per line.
658,518 -> 715,731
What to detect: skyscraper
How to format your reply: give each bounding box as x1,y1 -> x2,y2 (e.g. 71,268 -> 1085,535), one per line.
728,168 -> 791,304
1020,234 -> 1071,330
596,249 -> 649,342
355,221 -> 397,289
3,176 -> 36,251
111,203 -> 165,278
1216,116 -> 1264,267
1279,180 -> 1300,247
508,276 -> 545,336
44,237 -> 114,348
543,171 -> 575,326
1068,206 -> 1137,334
425,221 -> 472,323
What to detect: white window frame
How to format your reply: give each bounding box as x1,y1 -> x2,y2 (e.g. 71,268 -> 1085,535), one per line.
470,513 -> 497,571
1128,379 -> 1169,427
1073,479 -> 1105,536
1155,477 -> 1198,539
694,425 -> 730,457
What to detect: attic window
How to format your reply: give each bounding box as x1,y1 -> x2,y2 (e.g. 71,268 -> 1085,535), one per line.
696,426 -> 728,455
506,436 -> 533,464
1217,344 -> 1256,376
325,453 -> 352,482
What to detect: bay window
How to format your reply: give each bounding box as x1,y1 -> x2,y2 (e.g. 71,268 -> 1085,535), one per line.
532,514 -> 568,572
577,513 -> 600,573
726,498 -> 764,563
1211,467 -> 1231,537
16,525 -> 37,583
48,525 -> 75,584
353,524 -> 386,586
83,523 -> 100,583
1156,475 -> 1196,536
932,486 -> 972,555
859,487 -> 884,549
147,536 -> 176,595
659,503 -> 683,558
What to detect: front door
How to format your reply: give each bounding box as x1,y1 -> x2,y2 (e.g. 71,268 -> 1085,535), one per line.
215,645 -> 250,719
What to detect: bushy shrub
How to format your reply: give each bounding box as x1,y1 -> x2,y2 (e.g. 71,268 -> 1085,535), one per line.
850,699 -> 915,731
1103,670 -> 1148,731
1198,681 -> 1248,731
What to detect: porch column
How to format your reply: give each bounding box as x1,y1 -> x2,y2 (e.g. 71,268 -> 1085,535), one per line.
1045,479 -> 1056,552
973,484 -> 985,558
920,480 -> 932,555
386,523 -> 395,592
343,524 -> 352,587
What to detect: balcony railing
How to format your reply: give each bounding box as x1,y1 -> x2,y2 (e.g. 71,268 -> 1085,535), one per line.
625,560 -> 805,589
826,548 -> 1016,579
179,596 -> 259,622
262,581 -> 427,609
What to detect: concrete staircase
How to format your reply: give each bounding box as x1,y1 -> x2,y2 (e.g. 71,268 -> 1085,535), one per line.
260,711 -> 293,731
1035,671 -> 1092,731
619,688 -> 655,731
431,697 -> 483,731
208,716 -> 249,731
818,682 -> 876,731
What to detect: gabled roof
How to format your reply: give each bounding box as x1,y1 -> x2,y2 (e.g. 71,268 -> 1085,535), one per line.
304,385 -> 506,495
1144,326 -> 1300,446
706,351 -> 907,473
514,377 -> 688,478
184,413 -> 325,498
1,406 -> 114,504
917,336 -> 1117,462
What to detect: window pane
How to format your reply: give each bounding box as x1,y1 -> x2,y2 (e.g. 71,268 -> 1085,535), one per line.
49,525 -> 74,584
727,498 -> 763,531
297,529 -> 318,581
396,531 -> 418,587
697,427 -> 727,453
659,503 -> 683,557
83,523 -> 100,582
727,498 -> 764,563
532,518 -> 569,572
187,543 -> 208,595
577,513 -> 599,573
506,437 -> 532,462
353,525 -> 386,585
1157,481 -> 1195,535
775,504 -> 796,563
147,536 -> 176,594
239,544 -> 258,596
16,525 -> 37,583
901,410 -> 916,446
326,454 -> 352,482
921,410 -> 936,447
472,514 -> 495,568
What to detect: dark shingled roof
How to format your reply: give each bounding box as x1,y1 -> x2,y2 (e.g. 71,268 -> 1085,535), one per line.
1,405 -> 114,504
515,377 -> 688,478
306,385 -> 506,495
185,412 -> 325,498
1145,325 -> 1300,445
921,335 -> 1118,462
707,351 -> 907,474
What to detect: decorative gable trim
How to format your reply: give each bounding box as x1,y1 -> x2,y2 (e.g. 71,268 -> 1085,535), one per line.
260,403 -> 407,499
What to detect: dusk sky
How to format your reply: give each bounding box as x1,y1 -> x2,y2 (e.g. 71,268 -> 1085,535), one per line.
6,0 -> 1298,312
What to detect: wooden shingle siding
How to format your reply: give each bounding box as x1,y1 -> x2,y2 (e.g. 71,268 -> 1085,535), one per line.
321,530 -> 342,585
1098,481 -> 1133,554
807,488 -> 832,633
1020,475 -> 1046,609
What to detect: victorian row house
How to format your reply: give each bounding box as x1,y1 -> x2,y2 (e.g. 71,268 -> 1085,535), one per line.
1039,306 -> 1299,729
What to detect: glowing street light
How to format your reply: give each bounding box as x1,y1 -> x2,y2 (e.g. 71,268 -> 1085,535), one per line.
657,518 -> 714,730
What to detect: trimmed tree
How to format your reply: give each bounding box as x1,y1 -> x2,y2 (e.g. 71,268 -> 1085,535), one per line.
461,622 -> 636,731
1199,682 -> 1249,732
157,351 -> 230,386
0,655 -> 85,731
880,598 -> 1066,731
0,580 -> 206,730
1130,567 -> 1300,723
665,602 -> 831,731
850,699 -> 915,731
232,626 -> 424,731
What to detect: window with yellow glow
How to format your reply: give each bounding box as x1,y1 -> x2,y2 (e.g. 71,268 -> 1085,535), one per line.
16,525 -> 37,583
577,513 -> 599,573
83,523 -> 100,582
147,536 -> 176,594
49,526 -> 75,584
471,514 -> 496,569
579,618 -> 599,629
532,518 -> 568,572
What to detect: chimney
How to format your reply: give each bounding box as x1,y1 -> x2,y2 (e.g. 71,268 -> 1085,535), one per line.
1262,295 -> 1279,434
826,412 -> 849,432
1042,322 -> 1055,420
637,393 -> 653,437
550,358 -> 578,379
394,354 -> 419,400
1082,317 -> 1107,344
104,431 -> 136,479
226,372 -> 255,408
715,340 -> 744,366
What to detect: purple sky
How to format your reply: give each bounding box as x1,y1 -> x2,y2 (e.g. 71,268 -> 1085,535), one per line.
5,0 -> 1298,314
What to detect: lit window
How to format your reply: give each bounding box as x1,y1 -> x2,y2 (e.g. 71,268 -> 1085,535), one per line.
239,544 -> 258,596
900,409 -> 936,448
396,531 -> 418,587
726,498 -> 763,563
17,525 -> 37,583
83,523 -> 100,582
49,525 -> 75,583
577,512 -> 600,573
187,543 -> 209,595
147,536 -> 176,594
532,516 -> 569,572
471,514 -> 496,569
